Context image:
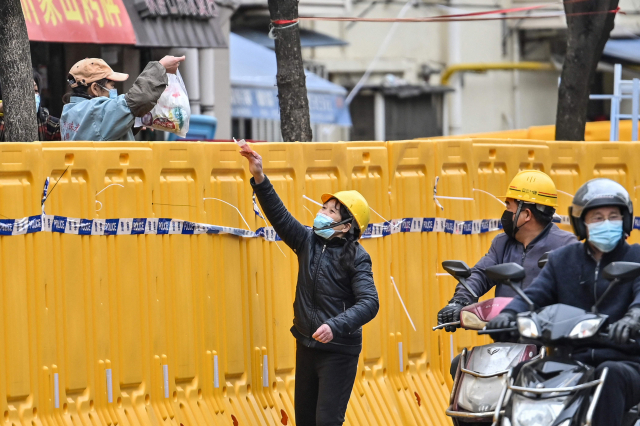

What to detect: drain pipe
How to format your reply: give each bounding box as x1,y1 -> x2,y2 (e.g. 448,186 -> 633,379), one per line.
441,62 -> 555,86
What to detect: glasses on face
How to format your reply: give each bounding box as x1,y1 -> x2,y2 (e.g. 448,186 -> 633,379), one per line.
586,213 -> 623,224
97,83 -> 111,93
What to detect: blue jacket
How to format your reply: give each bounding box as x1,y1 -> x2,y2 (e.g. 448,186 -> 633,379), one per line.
506,240 -> 640,362
61,95 -> 136,141
454,223 -> 577,302
60,62 -> 167,141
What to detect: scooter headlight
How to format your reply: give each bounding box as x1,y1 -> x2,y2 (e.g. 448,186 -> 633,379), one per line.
568,318 -> 604,339
517,317 -> 539,339
512,395 -> 565,426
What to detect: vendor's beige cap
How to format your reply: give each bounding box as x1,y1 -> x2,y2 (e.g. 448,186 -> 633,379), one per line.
68,58 -> 129,87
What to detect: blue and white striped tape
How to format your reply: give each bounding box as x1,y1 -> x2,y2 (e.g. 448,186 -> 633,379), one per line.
0,213 -> 596,241
0,214 -> 505,240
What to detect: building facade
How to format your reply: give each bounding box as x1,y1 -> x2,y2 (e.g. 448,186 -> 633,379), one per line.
233,0 -> 640,139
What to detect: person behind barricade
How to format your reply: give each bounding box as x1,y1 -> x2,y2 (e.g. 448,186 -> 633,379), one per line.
60,56 -> 184,141
436,170 -> 576,376
0,69 -> 61,142
486,178 -> 640,426
240,146 -> 379,426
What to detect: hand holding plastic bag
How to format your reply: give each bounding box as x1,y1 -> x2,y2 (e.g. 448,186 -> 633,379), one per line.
139,70 -> 191,137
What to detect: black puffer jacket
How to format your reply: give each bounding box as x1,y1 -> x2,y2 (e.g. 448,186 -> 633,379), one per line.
252,176 -> 379,355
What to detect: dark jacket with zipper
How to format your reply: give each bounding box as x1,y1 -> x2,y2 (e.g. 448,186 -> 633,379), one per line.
506,239 -> 640,363
454,222 -> 577,302
252,176 -> 379,355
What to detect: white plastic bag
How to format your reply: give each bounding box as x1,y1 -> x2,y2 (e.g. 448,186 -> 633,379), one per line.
139,70 -> 191,137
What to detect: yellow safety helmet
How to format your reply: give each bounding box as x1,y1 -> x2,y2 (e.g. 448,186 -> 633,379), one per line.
503,170 -> 558,208
321,190 -> 370,239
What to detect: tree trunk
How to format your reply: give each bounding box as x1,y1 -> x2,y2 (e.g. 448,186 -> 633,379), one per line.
0,0 -> 37,142
267,0 -> 313,142
555,0 -> 618,141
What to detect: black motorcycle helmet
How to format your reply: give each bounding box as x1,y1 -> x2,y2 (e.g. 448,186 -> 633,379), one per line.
569,178 -> 633,240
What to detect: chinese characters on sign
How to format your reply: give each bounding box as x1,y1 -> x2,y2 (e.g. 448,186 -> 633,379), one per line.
139,0 -> 217,19
21,0 -> 136,44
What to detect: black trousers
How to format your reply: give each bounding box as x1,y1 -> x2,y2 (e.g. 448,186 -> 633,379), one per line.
592,361 -> 640,426
295,343 -> 359,426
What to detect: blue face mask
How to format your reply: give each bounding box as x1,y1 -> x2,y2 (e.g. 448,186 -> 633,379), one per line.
35,94 -> 40,113
587,220 -> 623,253
313,213 -> 336,240
97,84 -> 117,99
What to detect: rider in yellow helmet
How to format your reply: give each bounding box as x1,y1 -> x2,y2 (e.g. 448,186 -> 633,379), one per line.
437,171 -> 576,361
240,147 -> 378,426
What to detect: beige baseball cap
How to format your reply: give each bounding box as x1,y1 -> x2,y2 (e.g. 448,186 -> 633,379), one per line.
68,58 -> 129,87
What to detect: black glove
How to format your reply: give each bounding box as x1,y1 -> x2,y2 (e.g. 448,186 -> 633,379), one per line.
609,307 -> 640,344
485,310 -> 518,342
486,310 -> 517,331
437,299 -> 469,332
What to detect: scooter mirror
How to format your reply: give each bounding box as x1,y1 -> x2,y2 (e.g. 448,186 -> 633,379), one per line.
602,262 -> 640,281
485,263 -> 526,282
442,260 -> 471,278
486,263 -> 535,311
538,252 -> 550,269
441,260 -> 478,300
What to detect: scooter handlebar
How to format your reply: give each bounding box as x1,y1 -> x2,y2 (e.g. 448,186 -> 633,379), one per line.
432,321 -> 460,331
478,327 -> 518,335
597,331 -> 637,344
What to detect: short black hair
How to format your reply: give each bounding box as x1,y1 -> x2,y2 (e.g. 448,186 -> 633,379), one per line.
523,203 -> 555,227
33,68 -> 42,92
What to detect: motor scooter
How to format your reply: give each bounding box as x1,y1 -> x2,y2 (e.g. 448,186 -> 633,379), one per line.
485,261 -> 640,426
433,260 -> 539,425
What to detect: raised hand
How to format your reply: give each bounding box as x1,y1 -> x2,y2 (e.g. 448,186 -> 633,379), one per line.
159,55 -> 186,74
238,143 -> 264,184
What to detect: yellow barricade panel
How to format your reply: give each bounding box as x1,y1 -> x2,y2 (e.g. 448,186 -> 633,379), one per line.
3,139 -> 640,426
387,140 -> 449,426
346,142 -> 397,426
0,143 -> 43,426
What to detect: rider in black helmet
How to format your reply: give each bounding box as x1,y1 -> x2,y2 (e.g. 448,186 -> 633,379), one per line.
487,178 -> 640,426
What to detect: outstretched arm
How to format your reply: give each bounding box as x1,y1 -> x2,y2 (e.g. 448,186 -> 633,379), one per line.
241,147 -> 309,251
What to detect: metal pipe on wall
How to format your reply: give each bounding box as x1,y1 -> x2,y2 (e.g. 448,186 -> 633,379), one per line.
199,48 -> 215,118
446,5 -> 463,136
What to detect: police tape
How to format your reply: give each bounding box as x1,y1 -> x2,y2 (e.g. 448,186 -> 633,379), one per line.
0,214 -> 505,240
0,213 -> 581,240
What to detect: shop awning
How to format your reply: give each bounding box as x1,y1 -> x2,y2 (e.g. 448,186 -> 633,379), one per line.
233,27 -> 347,49
230,33 -> 351,126
22,0 -> 136,44
603,38 -> 640,64
123,0 -> 226,48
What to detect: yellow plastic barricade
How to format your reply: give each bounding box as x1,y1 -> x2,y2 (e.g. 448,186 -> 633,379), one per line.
2,139 -> 640,426
344,141 -> 398,426
387,139 -> 450,426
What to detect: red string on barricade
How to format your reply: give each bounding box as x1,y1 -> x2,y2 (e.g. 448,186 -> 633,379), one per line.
272,19 -> 299,25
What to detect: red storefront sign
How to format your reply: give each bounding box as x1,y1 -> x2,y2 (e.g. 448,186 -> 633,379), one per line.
21,0 -> 136,45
